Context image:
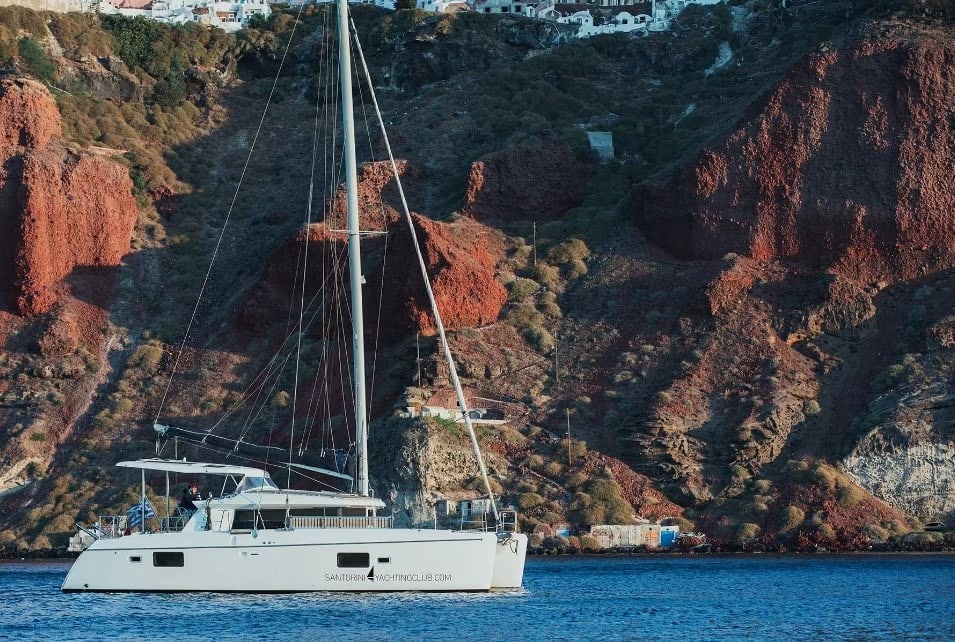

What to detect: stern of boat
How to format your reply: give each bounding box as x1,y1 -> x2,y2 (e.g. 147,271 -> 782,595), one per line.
491,532 -> 527,589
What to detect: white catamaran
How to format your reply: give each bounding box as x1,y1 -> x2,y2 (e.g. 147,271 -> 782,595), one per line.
62,0 -> 527,592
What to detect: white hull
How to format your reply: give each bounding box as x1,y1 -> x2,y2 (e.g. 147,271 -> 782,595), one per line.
63,527 -> 527,592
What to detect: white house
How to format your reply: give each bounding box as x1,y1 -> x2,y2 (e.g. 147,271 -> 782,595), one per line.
416,0 -> 469,11
473,0 -> 526,14
99,0 -> 271,32
459,497 -> 496,518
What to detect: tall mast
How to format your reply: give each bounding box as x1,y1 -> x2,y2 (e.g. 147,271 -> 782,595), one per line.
337,0 -> 369,496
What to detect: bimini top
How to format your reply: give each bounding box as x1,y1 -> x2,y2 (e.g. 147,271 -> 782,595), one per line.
116,458 -> 268,478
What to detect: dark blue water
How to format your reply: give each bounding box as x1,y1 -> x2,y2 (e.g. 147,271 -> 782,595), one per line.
1,555 -> 953,641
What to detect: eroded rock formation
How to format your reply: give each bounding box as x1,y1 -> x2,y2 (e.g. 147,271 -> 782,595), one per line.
380,214 -> 507,337
634,37 -> 955,284
0,78 -> 137,316
247,162 -> 508,341
463,141 -> 590,223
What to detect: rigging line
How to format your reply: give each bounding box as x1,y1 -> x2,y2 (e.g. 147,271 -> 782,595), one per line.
208,256 -> 346,437
233,346 -> 296,447
158,425 -> 285,452
290,30 -> 328,483
299,0 -> 335,456
173,436 -> 340,492
153,4 -> 311,425
301,251 -> 343,452
350,20 -> 500,520
310,14 -> 346,457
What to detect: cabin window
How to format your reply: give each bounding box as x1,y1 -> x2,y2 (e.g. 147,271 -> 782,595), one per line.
377,557 -> 391,564
153,552 -> 185,567
337,553 -> 369,568
129,556 -> 141,563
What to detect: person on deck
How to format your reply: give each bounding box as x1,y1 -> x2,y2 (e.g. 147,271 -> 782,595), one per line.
179,482 -> 200,513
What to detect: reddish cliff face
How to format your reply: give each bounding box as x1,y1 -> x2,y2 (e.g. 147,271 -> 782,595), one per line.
634,37 -> 955,284
463,141 -> 590,223
247,212 -> 507,340
0,78 -> 137,316
379,214 -> 508,337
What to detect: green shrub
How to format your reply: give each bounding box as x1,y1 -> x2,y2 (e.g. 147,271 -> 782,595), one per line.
816,523 -> 836,539
526,264 -> 560,291
864,524 -> 890,542
563,258 -> 588,279
811,463 -> 838,491
543,461 -> 564,478
18,37 -> 55,83
779,505 -> 805,532
837,483 -> 865,507
151,72 -> 187,107
101,15 -> 168,71
579,535 -> 602,551
525,454 -> 545,469
131,342 -> 164,372
735,522 -> 761,544
904,531 -> 942,544
506,277 -> 539,301
518,492 -> 544,511
520,320 -> 554,352
540,511 -> 561,525
112,397 -> 135,416
547,238 -> 591,264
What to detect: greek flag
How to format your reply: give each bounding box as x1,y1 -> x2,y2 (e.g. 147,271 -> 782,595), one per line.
126,498 -> 156,529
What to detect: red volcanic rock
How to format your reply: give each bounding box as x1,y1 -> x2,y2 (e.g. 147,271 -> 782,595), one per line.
463,141 -> 590,222
326,160 -> 417,231
380,214 -> 507,337
0,78 -> 137,316
245,214 -> 508,341
634,37 -> 955,284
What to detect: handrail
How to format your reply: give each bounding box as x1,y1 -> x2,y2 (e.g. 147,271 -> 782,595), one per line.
75,523 -> 101,541
288,515 -> 393,529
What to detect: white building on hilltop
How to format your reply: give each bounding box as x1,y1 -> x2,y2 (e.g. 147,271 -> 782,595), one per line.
99,0 -> 271,32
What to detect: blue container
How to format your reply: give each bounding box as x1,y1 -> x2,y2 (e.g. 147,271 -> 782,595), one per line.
660,529 -> 677,547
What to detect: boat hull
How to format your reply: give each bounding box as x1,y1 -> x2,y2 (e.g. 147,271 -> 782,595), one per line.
62,528 -> 501,592
492,532 -> 528,589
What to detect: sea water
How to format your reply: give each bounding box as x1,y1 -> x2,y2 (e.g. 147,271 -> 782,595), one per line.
1,554 -> 953,641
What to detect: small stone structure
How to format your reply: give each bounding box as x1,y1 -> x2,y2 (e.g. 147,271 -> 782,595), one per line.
586,131 -> 614,162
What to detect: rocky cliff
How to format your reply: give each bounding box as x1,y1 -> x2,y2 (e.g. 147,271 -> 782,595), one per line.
2,4 -> 953,551
0,78 -> 137,316
634,36 -> 955,284
463,141 -> 590,223
618,30 -> 955,527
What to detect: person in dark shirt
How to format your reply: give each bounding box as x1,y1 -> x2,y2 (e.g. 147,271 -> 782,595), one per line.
179,482 -> 200,512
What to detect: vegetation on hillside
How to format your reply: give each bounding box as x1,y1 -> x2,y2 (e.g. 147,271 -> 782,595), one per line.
1,0 -> 950,551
